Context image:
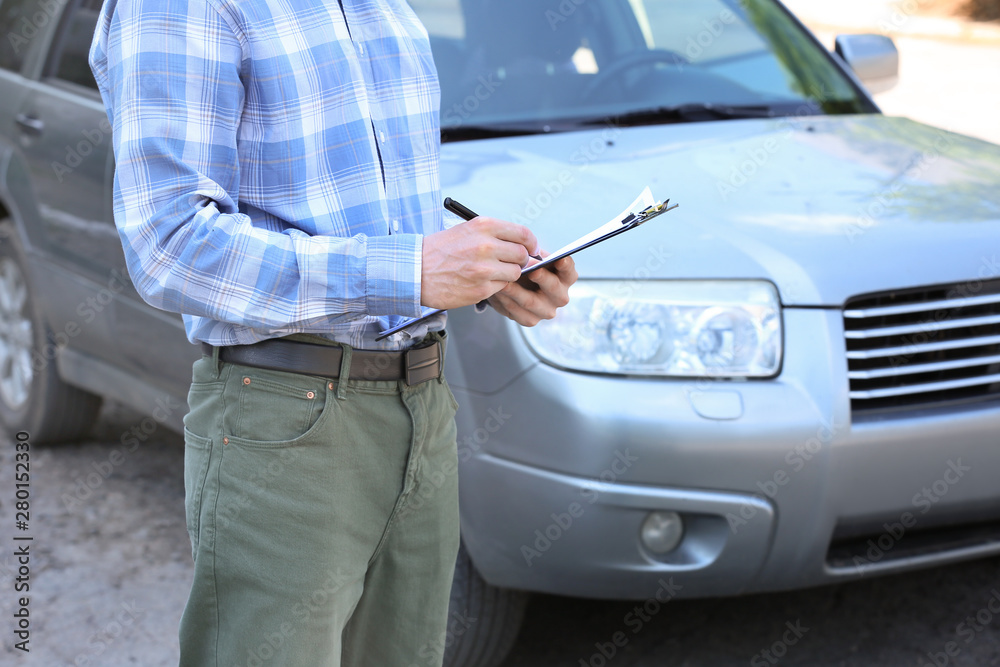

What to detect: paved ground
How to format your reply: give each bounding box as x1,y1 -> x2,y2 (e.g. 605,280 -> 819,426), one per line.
504,559 -> 1000,667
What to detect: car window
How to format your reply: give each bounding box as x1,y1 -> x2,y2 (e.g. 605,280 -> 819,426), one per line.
48,0 -> 101,90
0,0 -> 53,73
407,0 -> 870,137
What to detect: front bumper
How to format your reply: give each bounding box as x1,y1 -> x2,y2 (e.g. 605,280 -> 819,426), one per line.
447,308 -> 1000,600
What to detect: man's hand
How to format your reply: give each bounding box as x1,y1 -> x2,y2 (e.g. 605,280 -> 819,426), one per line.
487,254 -> 578,326
421,217 -> 539,310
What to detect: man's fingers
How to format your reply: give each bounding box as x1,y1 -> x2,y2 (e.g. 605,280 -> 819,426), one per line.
497,281 -> 559,320
489,291 -> 543,327
483,259 -> 523,286
492,238 -> 532,268
526,258 -> 575,300
478,217 -> 539,256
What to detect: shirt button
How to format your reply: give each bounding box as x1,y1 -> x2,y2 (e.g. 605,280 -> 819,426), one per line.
379,131 -> 386,143
392,219 -> 400,231
357,43 -> 364,55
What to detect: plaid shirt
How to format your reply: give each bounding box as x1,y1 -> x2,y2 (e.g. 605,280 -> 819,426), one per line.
90,0 -> 445,350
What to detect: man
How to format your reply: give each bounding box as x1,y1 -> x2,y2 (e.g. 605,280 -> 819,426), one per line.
89,0 -> 576,665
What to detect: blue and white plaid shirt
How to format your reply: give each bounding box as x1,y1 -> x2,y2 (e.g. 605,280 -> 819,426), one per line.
90,0 -> 445,350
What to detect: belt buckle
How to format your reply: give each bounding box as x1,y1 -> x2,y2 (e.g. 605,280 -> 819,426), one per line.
404,340 -> 441,386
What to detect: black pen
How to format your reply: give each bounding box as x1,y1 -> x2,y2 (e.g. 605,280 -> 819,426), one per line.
443,197 -> 544,262
443,197 -> 478,222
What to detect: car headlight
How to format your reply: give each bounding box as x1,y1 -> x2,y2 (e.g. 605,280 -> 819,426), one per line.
522,280 -> 782,378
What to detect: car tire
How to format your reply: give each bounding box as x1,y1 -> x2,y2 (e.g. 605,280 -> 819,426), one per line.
444,540 -> 529,667
0,220 -> 101,442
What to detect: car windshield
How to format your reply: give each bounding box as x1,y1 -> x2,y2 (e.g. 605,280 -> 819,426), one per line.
408,0 -> 873,140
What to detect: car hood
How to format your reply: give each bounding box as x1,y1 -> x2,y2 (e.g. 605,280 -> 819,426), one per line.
440,114 -> 1000,307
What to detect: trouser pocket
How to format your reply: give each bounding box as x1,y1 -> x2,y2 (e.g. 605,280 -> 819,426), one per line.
183,429 -> 213,559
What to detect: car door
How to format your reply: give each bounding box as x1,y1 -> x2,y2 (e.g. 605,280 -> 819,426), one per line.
11,0 -> 122,363
0,0 -> 39,154
16,0 -> 196,401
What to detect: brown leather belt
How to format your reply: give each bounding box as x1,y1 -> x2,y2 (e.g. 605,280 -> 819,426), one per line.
200,337 -> 442,386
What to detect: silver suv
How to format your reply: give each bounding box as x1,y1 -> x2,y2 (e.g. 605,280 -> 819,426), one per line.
1,0 -> 998,665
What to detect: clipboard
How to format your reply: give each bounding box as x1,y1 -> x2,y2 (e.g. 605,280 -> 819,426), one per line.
376,187 -> 678,341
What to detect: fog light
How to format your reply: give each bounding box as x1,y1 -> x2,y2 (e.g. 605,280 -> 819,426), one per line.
640,511 -> 684,554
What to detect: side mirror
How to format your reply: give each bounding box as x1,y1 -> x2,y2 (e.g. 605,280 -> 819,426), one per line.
834,34 -> 899,94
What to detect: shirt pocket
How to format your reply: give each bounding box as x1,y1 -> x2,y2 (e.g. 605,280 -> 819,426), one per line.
229,368 -> 330,448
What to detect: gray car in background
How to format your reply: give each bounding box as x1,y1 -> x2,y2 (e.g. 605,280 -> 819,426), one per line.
1,0 -> 999,665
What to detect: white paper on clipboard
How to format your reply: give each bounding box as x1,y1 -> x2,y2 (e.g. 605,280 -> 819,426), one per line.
518,187 -> 657,275
377,187 -> 675,340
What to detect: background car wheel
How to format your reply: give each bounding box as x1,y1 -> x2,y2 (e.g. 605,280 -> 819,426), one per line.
444,540 -> 530,667
0,221 -> 101,442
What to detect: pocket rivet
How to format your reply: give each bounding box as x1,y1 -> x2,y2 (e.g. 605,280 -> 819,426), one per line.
328,382 -> 334,390
223,436 -> 229,445
243,377 -> 251,385
306,391 -> 315,399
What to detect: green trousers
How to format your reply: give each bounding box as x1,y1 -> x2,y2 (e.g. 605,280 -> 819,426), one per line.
178,335 -> 461,666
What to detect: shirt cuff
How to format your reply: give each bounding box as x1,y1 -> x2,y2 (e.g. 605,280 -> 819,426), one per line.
364,233 -> 424,318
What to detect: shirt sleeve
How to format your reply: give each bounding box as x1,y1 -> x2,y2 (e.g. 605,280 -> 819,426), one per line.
89,0 -> 424,333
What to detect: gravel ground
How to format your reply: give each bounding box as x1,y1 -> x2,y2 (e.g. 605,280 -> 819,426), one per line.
0,404 -> 192,666
1,405 -> 999,666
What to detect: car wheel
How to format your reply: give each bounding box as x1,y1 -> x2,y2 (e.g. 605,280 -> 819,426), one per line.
444,540 -> 529,667
0,220 -> 101,442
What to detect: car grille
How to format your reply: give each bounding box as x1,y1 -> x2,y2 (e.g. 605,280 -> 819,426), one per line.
844,279 -> 1000,414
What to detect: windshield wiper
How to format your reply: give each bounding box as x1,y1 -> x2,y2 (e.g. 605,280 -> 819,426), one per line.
581,103 -> 779,127
441,124 -> 549,142
440,103 -> 785,141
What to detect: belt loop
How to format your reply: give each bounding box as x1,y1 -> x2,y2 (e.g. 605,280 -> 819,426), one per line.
436,331 -> 447,384
336,344 -> 352,400
212,345 -> 222,377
